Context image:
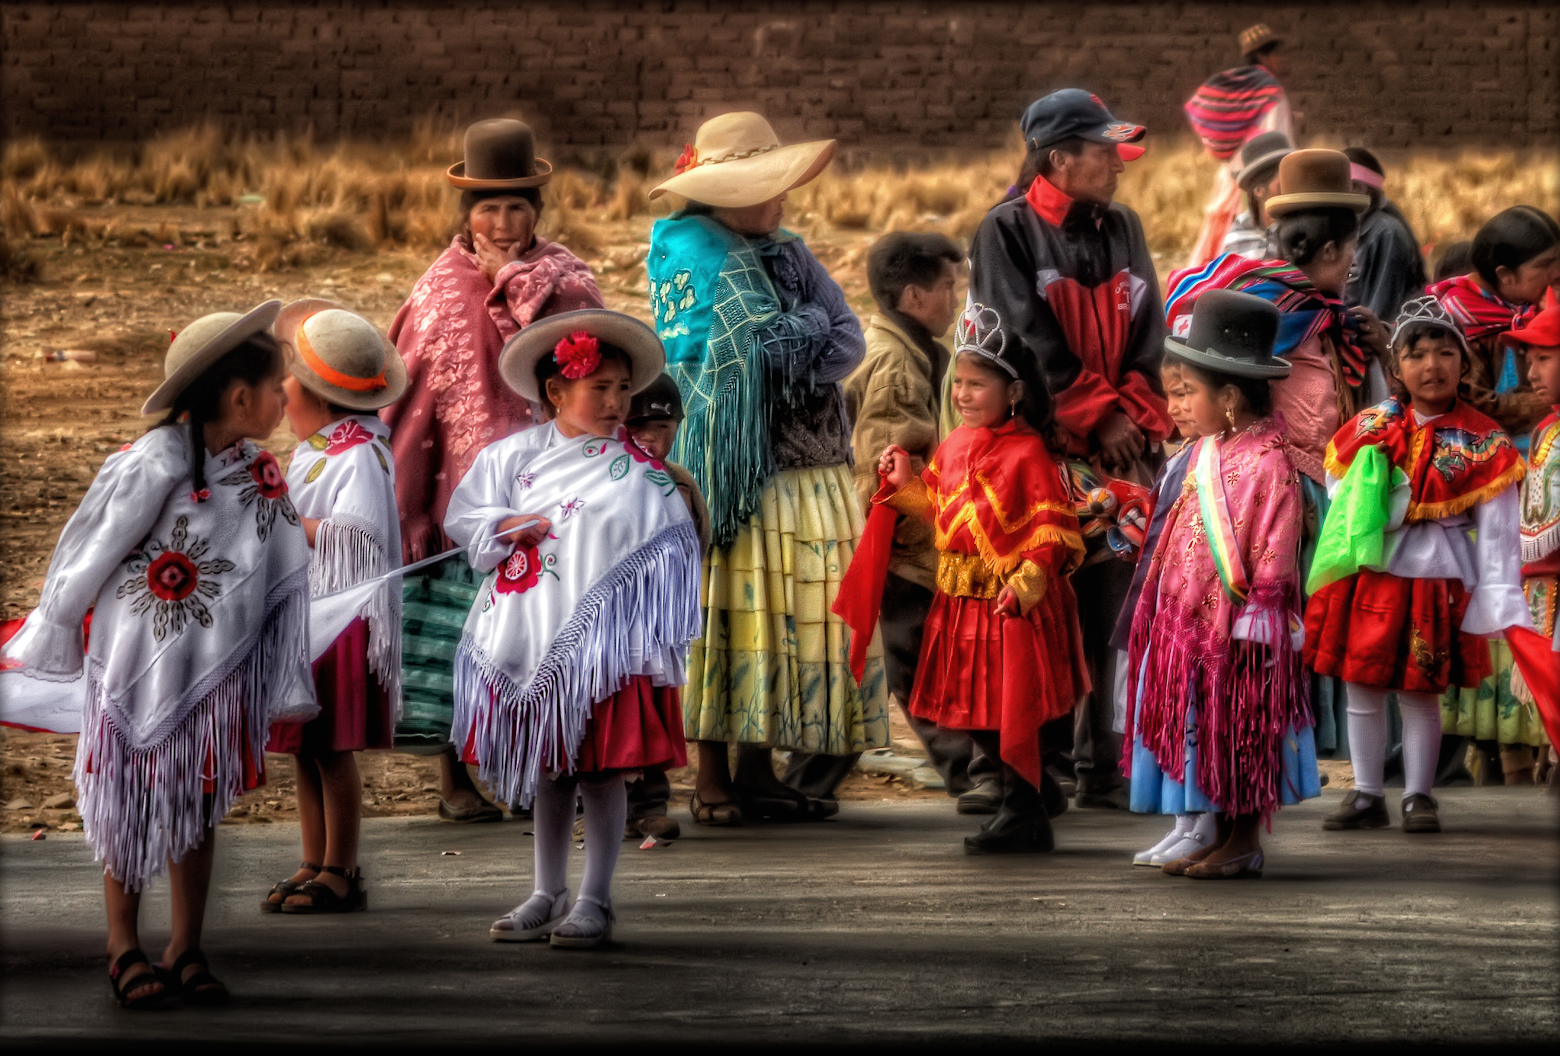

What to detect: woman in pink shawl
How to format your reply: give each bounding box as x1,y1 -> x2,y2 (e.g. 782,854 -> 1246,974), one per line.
381,119 -> 602,821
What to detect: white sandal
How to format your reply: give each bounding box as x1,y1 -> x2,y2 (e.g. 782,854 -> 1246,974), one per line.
549,894 -> 614,949
490,887 -> 570,942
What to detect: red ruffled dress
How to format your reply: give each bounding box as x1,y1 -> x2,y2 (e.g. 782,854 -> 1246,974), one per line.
881,419 -> 1089,790
460,679 -> 685,775
267,618 -> 395,755
1305,398 -> 1525,692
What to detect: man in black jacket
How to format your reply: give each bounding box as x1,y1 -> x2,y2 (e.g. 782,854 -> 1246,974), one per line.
968,89 -> 1172,807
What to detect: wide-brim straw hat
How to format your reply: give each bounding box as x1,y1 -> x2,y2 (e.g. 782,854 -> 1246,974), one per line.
142,300 -> 281,416
499,309 -> 665,403
1240,23 -> 1282,57
1165,289 -> 1291,379
1265,149 -> 1370,218
275,298 -> 408,411
648,111 -> 835,208
447,118 -> 553,190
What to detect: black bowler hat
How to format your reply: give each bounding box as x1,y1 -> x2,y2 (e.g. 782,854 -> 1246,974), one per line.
1021,89 -> 1146,160
1166,290 -> 1290,378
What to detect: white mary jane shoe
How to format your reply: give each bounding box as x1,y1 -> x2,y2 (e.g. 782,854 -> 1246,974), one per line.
549,894 -> 615,949
1133,817 -> 1191,866
490,887 -> 571,942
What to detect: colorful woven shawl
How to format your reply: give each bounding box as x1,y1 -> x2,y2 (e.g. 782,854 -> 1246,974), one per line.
1168,253 -> 1367,389
647,213 -> 780,549
1428,274 -> 1536,340
1184,65 -> 1285,160
1324,396 -> 1525,522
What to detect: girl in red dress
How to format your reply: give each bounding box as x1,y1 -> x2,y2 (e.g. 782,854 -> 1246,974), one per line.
878,304 -> 1087,854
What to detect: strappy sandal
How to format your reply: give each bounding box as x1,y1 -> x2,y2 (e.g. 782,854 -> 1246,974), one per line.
260,860 -> 320,913
279,865 -> 367,914
155,948 -> 229,1006
108,948 -> 169,1009
689,791 -> 743,826
549,894 -> 615,949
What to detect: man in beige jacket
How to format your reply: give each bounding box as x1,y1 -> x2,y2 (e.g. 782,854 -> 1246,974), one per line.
783,231 -> 1000,811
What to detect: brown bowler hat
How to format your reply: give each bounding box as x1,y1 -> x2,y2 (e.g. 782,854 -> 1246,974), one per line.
447,119 -> 553,190
1264,149 -> 1370,218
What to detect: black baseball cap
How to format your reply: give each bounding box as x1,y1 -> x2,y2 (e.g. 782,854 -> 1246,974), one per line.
1021,89 -> 1146,161
627,372 -> 685,423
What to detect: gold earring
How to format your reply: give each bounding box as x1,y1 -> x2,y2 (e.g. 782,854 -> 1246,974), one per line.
1226,406 -> 1237,430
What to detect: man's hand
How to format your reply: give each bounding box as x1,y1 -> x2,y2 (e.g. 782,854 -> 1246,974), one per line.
474,232 -> 523,284
1095,411 -> 1145,470
1349,306 -> 1390,363
495,515 -> 551,552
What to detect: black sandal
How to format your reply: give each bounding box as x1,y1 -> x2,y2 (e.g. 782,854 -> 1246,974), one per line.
279,865 -> 367,914
689,792 -> 743,826
260,860 -> 321,913
108,948 -> 169,1009
157,948 -> 229,1005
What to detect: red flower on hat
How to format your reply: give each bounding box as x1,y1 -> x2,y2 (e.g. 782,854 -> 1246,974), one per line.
495,544 -> 542,595
674,143 -> 698,175
554,330 -> 601,380
248,451 -> 289,500
146,550 -> 199,602
324,418 -> 373,455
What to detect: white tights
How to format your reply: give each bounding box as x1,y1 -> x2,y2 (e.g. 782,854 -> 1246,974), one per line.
533,771 -> 628,914
1344,683 -> 1442,800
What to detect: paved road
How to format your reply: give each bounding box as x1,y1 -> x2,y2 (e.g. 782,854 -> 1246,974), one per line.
2,788 -> 1556,1044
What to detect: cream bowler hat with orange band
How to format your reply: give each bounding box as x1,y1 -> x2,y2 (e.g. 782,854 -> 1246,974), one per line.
274,298 -> 408,411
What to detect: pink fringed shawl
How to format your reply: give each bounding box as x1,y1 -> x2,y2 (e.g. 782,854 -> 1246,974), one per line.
1123,416 -> 1311,816
382,236 -> 603,560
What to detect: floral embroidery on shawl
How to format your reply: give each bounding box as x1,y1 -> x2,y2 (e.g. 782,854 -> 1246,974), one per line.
217,450 -> 299,541
115,516 -> 235,641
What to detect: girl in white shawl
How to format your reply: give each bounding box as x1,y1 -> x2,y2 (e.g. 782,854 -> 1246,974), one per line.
444,310 -> 701,949
2,301 -> 315,1007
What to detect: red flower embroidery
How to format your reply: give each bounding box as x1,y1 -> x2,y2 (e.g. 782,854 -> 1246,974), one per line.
624,434 -> 665,470
495,545 -> 542,595
324,418 -> 374,455
248,451 -> 289,500
553,330 -> 601,380
674,143 -> 698,175
146,550 -> 199,601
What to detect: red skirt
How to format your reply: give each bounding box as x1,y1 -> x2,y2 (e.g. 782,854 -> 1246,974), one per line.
266,618 -> 394,755
1304,570 -> 1491,693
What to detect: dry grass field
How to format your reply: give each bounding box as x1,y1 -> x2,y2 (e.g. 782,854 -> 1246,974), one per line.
2,123 -> 1546,830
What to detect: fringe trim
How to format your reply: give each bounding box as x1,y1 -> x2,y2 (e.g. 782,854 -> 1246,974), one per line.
673,331 -> 774,551
1521,520 -> 1560,565
452,522 -> 701,809
312,515 -> 403,720
1126,580 -> 1310,816
75,570 -> 309,891
1408,460 -> 1525,522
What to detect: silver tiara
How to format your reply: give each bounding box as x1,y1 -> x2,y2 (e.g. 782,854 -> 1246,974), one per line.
955,303 -> 1020,378
1391,294 -> 1470,354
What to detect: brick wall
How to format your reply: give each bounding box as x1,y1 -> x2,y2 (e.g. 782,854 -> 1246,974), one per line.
3,2 -> 1556,155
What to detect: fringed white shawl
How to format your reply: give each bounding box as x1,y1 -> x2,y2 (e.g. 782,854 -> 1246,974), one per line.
443,422 -> 702,807
1,425 -> 315,889
287,414 -> 402,717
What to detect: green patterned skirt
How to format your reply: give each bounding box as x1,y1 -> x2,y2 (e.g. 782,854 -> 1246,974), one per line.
683,464 -> 890,754
395,554 -> 482,754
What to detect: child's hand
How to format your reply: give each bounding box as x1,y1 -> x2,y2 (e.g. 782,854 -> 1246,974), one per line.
994,585 -> 1020,618
496,515 -> 551,551
878,446 -> 912,490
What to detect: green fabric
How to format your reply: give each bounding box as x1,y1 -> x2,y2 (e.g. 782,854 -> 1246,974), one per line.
648,212 -> 780,549
395,554 -> 481,753
1306,445 -> 1396,595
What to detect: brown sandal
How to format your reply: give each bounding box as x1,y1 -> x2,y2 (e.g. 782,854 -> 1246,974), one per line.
261,860 -> 320,913
280,865 -> 367,913
689,792 -> 743,826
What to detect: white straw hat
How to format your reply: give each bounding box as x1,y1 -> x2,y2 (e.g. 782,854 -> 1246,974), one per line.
648,112 -> 835,208
141,300 -> 281,416
498,310 -> 665,403
274,298 -> 407,411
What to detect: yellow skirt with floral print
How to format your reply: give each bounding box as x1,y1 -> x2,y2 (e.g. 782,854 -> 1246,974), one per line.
1440,578 -> 1554,748
683,464 -> 890,754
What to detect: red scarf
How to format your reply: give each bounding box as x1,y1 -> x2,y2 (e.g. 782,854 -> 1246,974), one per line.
1325,396 -> 1524,521
1428,274 -> 1536,341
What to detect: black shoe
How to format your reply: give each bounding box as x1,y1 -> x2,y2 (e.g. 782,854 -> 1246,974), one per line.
1322,789 -> 1390,830
1401,793 -> 1441,833
956,778 -> 1001,815
1073,787 -> 1126,809
1046,766 -> 1076,797
1040,769 -> 1069,819
964,807 -> 1055,854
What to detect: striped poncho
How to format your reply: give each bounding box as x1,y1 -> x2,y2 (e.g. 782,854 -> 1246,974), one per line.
1184,65 -> 1286,161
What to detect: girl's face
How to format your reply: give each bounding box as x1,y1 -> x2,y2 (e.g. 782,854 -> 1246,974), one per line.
1525,344 -> 1560,406
222,362 -> 290,442
1394,333 -> 1465,413
952,354 -> 1020,430
281,375 -> 336,441
1496,243 -> 1560,306
1161,363 -> 1201,439
1178,367 -> 1246,437
467,195 -> 538,254
547,358 -> 633,438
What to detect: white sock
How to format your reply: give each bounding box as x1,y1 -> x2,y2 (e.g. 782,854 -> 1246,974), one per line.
532,772 -> 577,897
1345,682 -> 1390,798
1188,811 -> 1218,842
576,775 -> 627,917
1397,690 -> 1443,799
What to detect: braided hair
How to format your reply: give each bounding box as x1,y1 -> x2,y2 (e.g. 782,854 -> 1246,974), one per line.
154,333 -> 284,496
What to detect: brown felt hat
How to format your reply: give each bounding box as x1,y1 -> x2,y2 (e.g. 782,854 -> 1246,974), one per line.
446,119 -> 553,190
1264,149 -> 1370,218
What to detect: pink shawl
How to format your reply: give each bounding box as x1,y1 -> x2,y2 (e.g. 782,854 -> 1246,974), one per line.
1123,416 -> 1311,816
381,236 -> 602,560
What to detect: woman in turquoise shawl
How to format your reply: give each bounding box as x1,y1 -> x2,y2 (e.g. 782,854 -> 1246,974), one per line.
647,112 -> 889,823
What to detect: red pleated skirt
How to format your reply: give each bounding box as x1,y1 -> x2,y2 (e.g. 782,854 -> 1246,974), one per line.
908,578 -> 1088,732
266,618 -> 394,755
1304,570 -> 1491,693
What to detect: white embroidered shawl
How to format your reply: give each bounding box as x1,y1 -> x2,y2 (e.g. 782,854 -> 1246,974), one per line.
443,422 -> 701,807
286,414 -> 402,716
2,425 -> 314,887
